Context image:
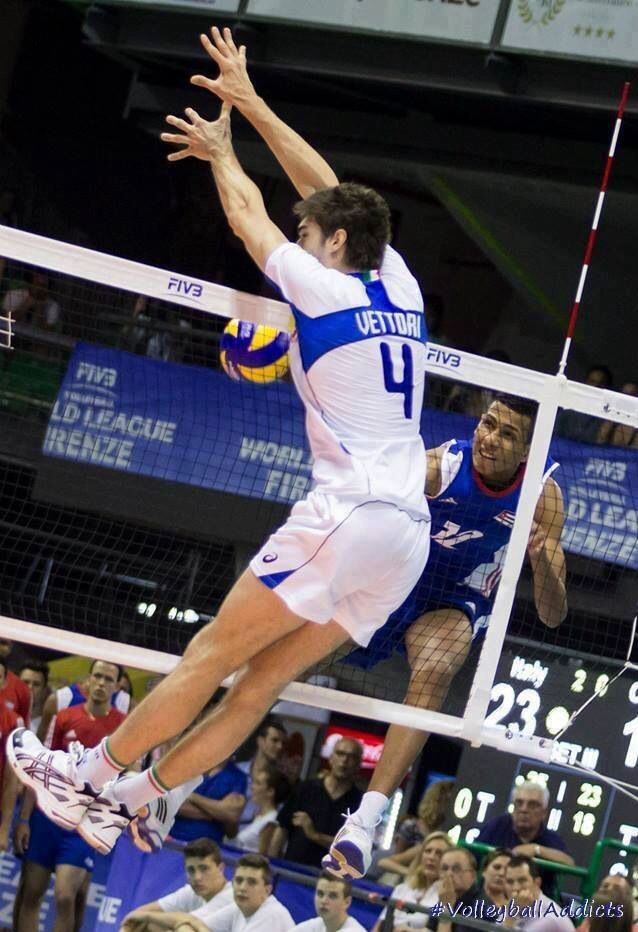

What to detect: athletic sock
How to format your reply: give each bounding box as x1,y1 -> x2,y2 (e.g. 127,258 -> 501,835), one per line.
76,738 -> 124,790
111,766 -> 171,813
350,791 -> 389,827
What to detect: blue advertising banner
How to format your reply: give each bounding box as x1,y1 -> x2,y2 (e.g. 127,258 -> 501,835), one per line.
43,344 -> 638,570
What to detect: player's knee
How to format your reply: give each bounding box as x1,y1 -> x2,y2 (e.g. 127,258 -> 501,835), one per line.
53,887 -> 76,915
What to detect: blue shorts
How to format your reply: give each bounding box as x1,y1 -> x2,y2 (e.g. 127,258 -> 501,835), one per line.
26,808 -> 95,872
343,583 -> 491,670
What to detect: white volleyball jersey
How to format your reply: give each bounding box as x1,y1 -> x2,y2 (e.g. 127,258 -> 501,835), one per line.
265,243 -> 428,518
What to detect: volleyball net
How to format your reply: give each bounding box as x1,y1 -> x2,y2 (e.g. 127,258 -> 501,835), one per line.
0,223 -> 637,779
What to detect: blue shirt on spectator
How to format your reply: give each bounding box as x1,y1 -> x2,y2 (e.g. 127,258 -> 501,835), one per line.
477,814 -> 569,895
170,761 -> 247,843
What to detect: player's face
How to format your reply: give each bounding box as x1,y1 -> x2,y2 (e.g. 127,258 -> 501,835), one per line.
329,740 -> 362,780
297,218 -> 343,269
439,852 -> 476,895
482,856 -> 511,895
258,726 -> 285,763
87,661 -> 119,705
472,401 -> 532,484
420,838 -> 451,876
232,867 -> 270,914
20,669 -> 47,703
314,878 -> 350,923
185,856 -> 225,898
506,864 -> 540,901
512,790 -> 546,833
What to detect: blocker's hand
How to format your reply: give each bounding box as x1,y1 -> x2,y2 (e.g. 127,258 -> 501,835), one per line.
191,26 -> 256,109
161,101 -> 232,162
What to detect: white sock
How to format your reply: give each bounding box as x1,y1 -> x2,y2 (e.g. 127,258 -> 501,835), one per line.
111,767 -> 168,813
351,791 -> 389,826
76,738 -> 123,791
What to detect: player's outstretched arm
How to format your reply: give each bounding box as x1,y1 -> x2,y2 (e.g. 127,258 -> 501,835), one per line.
528,477 -> 568,628
191,25 -> 339,197
161,102 -> 287,271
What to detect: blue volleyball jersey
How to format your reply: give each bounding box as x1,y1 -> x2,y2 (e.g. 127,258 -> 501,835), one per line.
346,439 -> 558,667
265,243 -> 429,518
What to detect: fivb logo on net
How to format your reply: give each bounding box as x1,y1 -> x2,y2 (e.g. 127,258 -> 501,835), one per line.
426,345 -> 461,369
166,276 -> 203,302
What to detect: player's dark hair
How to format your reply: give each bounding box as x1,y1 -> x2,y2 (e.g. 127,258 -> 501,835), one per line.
184,838 -> 223,863
492,394 -> 538,438
262,765 -> 291,807
257,715 -> 286,739
318,870 -> 352,898
236,853 -> 273,885
293,182 -> 391,271
89,658 -> 123,681
507,854 -> 540,878
18,659 -> 49,684
590,887 -> 633,932
482,848 -> 512,869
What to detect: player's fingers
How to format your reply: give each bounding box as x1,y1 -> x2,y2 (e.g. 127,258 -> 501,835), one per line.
160,132 -> 191,145
165,114 -> 192,132
167,148 -> 192,162
184,106 -> 202,124
223,26 -> 239,55
190,74 -> 219,95
220,100 -> 233,120
210,25 -> 231,57
200,32 -> 224,65
239,45 -> 247,62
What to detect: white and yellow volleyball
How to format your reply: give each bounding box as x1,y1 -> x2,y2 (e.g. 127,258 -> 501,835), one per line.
220,319 -> 290,384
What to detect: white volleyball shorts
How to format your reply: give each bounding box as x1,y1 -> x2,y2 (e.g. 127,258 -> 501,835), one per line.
249,490 -> 431,647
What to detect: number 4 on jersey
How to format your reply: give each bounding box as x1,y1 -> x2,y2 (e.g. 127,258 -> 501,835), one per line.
380,342 -> 413,418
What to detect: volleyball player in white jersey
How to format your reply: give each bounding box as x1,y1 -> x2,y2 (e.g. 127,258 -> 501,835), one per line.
8,26 -> 431,854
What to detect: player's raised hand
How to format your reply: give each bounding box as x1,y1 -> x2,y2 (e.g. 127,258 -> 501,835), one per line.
161,101 -> 232,162
191,26 -> 256,109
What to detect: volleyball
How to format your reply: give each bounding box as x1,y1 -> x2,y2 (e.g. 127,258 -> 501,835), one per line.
220,318 -> 290,384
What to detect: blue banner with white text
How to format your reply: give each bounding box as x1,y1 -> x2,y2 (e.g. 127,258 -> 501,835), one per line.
43,343 -> 638,570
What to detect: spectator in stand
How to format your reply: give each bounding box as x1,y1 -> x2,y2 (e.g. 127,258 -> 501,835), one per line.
0,639 -> 31,725
2,269 -> 61,332
18,660 -> 50,734
427,847 -> 480,932
172,853 -> 294,932
502,855 -> 574,932
556,365 -> 614,444
476,848 -> 511,907
444,350 -> 512,418
237,717 -> 287,828
270,738 -> 363,868
394,780 -> 455,854
14,660 -> 126,932
373,833 -> 453,931
229,764 -> 291,854
597,381 -> 638,448
170,757 -> 247,845
477,781 -> 573,895
122,295 -> 191,361
0,657 -> 19,853
120,838 -> 234,931
578,875 -> 638,932
38,663 -> 131,741
294,872 -> 366,932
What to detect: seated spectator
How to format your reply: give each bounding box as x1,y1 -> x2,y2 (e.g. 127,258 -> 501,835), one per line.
294,872 -> 366,932
597,381 -> 638,448
477,781 -> 573,895
2,269 -> 61,331
373,833 -> 453,931
176,853 -> 295,932
556,365 -> 613,444
578,875 -> 638,932
229,765 -> 291,854
394,781 -> 455,854
120,838 -> 233,931
476,848 -> 511,907
236,717 -> 287,827
122,295 -> 190,361
427,847 -> 480,932
270,738 -> 363,868
18,659 -> 50,734
502,855 -> 573,932
170,757 -> 247,844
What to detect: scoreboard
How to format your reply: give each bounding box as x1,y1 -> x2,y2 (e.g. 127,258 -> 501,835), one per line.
451,647 -> 638,879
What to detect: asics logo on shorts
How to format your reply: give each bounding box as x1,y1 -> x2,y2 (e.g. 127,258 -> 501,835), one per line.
262,553 -> 278,563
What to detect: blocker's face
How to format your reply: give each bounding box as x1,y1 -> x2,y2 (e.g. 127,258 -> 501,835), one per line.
472,401 -> 531,483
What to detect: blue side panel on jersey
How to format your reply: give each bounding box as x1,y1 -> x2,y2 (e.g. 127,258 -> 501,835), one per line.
257,568 -> 296,589
292,278 -> 426,371
69,683 -> 85,706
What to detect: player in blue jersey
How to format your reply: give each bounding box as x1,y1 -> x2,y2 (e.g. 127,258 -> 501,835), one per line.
8,27 -> 431,855
324,394 -> 568,878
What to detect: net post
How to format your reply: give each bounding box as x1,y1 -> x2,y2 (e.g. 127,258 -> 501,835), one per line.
460,373 -> 566,747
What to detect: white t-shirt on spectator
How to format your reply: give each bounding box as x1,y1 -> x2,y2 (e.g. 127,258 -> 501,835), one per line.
2,287 -> 60,326
229,809 -> 278,852
379,881 -> 439,929
158,881 -> 233,914
294,915 -> 367,932
192,894 -> 294,932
